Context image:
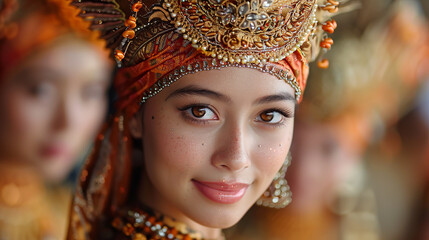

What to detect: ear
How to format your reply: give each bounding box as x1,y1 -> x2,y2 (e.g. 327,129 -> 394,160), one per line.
129,110 -> 143,139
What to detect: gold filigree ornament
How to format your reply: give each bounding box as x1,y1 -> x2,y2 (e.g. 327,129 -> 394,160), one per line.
72,0 -> 350,69
162,0 -> 318,64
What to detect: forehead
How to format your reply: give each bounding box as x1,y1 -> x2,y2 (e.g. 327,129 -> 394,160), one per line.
17,37 -> 110,81
157,67 -> 295,101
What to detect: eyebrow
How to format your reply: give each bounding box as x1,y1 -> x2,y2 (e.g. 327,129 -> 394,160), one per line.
165,85 -> 231,102
12,68 -> 57,84
16,67 -> 109,85
166,85 -> 297,106
254,92 -> 297,105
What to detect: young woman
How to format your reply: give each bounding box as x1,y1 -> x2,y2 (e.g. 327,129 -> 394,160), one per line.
0,0 -> 112,239
67,0 -> 345,239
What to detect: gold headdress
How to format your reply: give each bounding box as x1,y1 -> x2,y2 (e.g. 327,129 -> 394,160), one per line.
72,0 -> 348,104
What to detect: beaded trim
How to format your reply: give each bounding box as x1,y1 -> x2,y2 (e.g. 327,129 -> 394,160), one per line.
140,58 -> 300,103
162,0 -> 318,64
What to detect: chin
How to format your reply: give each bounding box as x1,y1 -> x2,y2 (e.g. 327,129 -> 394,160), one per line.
186,202 -> 252,229
195,213 -> 243,229
41,164 -> 73,183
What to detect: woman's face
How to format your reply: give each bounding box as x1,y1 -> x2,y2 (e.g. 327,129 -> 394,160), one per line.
137,67 -> 296,231
0,37 -> 111,183
288,120 -> 359,212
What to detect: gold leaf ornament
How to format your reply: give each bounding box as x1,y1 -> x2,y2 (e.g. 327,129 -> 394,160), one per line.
162,0 -> 318,64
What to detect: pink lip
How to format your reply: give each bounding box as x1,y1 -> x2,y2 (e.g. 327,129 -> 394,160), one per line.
192,180 -> 249,204
40,144 -> 71,161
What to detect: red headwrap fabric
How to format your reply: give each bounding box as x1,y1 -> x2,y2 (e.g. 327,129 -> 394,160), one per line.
115,37 -> 309,118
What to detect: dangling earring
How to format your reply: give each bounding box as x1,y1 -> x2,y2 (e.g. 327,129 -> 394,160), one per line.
256,153 -> 292,208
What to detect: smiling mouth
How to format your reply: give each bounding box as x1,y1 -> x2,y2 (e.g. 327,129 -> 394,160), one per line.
40,143 -> 72,161
192,180 -> 249,204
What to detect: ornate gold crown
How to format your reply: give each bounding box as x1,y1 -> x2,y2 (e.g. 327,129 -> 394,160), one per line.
162,0 -> 318,64
72,0 -> 345,68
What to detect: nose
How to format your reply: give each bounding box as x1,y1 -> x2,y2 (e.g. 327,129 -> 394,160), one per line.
211,121 -> 251,172
52,94 -> 79,131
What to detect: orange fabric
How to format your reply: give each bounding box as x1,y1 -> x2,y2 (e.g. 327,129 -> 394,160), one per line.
0,0 -> 107,80
115,37 -> 309,118
115,38 -> 200,117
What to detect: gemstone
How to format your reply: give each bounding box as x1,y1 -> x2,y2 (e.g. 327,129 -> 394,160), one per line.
262,0 -> 273,8
251,0 -> 258,10
249,22 -> 256,30
238,3 -> 249,16
246,13 -> 258,21
222,15 -> 231,25
240,21 -> 249,29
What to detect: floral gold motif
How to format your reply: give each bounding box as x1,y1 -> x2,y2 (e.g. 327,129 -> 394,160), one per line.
161,0 -> 318,63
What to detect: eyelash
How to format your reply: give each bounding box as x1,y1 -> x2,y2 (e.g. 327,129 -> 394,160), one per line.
178,104 -> 218,125
257,108 -> 294,127
178,104 -> 294,127
266,108 -> 294,119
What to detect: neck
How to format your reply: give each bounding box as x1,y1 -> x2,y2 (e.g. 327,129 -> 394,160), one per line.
138,173 -> 223,240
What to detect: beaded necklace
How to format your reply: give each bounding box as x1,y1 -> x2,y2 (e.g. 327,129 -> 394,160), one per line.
112,207 -> 225,240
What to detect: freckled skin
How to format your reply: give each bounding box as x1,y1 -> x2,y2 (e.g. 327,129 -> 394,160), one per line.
132,67 -> 296,239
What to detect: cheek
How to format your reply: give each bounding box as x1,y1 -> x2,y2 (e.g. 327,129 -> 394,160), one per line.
253,145 -> 289,183
0,91 -> 51,144
252,124 -> 294,183
142,112 -> 207,175
72,100 -> 106,142
328,148 -> 357,185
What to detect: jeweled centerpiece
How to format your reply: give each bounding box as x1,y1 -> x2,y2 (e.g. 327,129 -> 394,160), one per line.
163,0 -> 318,63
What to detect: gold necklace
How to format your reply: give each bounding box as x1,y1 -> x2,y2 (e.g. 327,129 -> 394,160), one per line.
112,207 -> 225,240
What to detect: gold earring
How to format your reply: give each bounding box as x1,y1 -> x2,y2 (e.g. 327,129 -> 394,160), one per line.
256,153 -> 292,208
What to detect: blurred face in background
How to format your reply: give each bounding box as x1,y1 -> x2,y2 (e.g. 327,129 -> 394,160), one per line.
288,120 -> 360,212
0,36 -> 111,183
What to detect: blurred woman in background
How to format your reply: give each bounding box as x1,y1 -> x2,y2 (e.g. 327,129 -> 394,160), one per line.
0,0 -> 112,239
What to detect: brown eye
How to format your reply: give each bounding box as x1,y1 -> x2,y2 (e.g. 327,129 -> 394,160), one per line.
260,112 -> 274,122
192,107 -> 206,118
256,111 -> 285,124
26,82 -> 55,98
182,105 -> 218,121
